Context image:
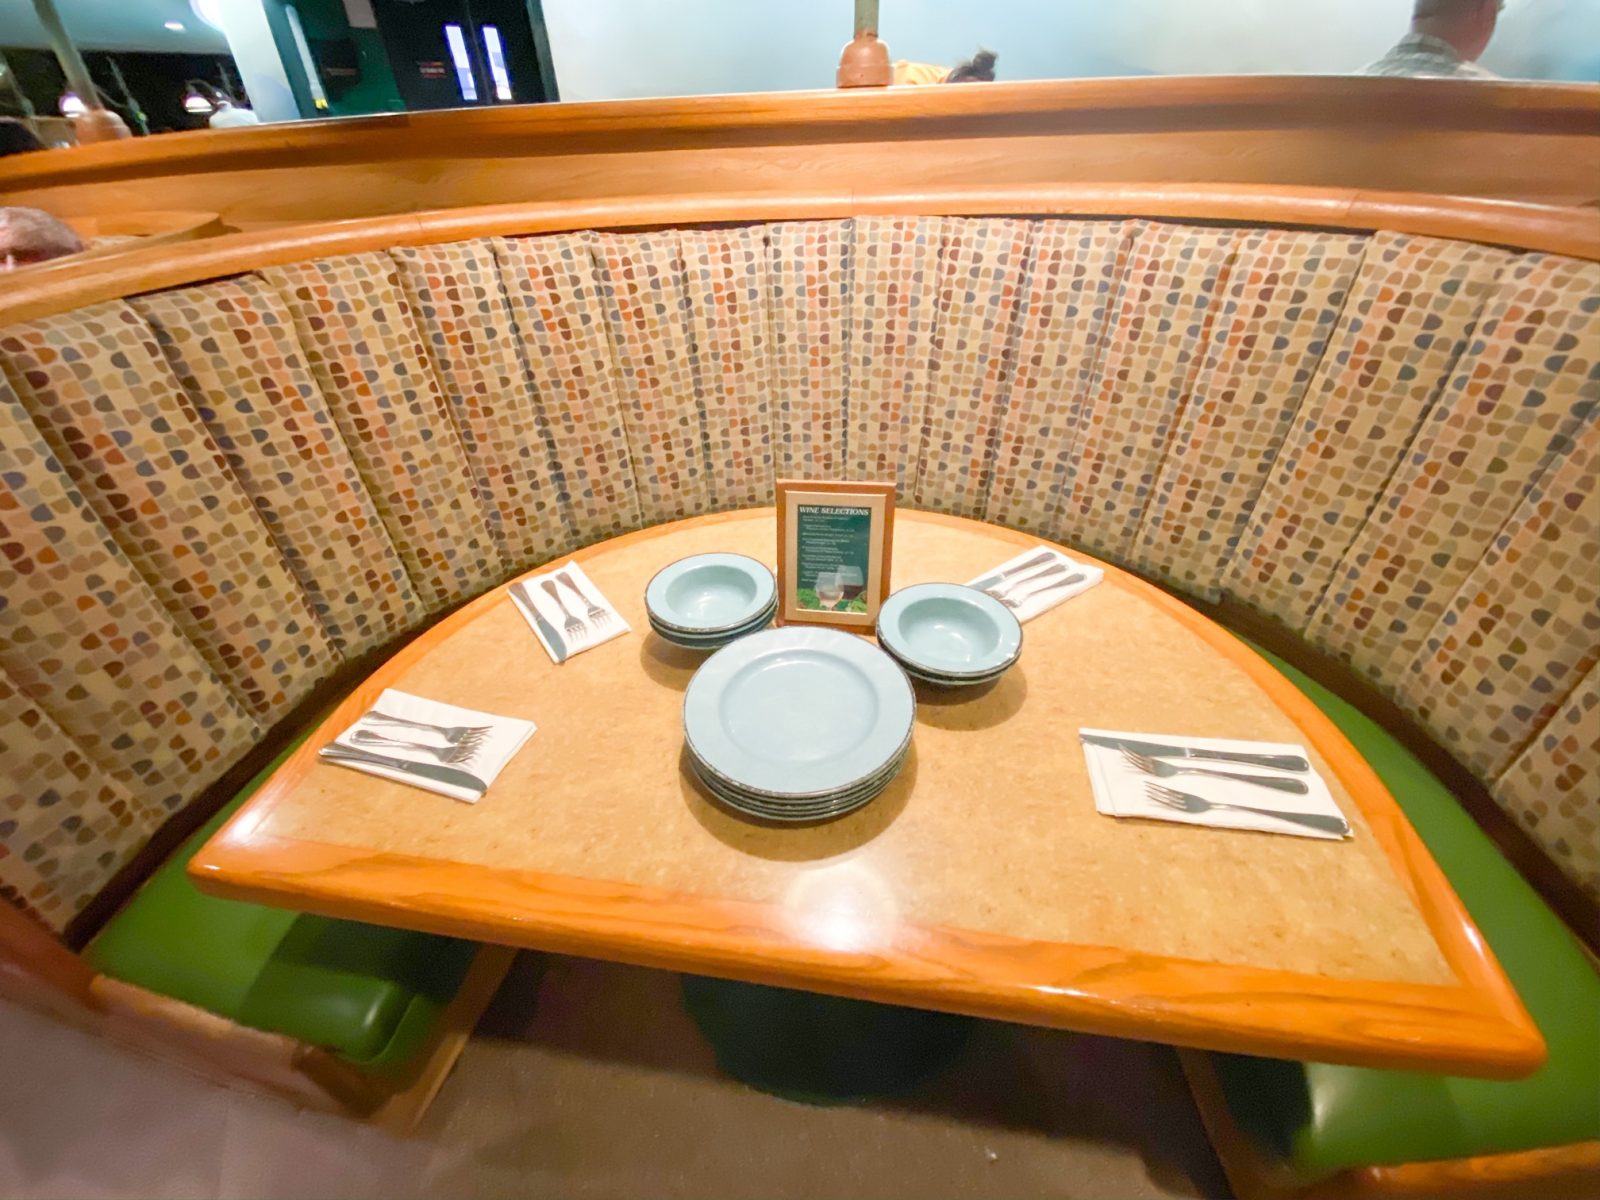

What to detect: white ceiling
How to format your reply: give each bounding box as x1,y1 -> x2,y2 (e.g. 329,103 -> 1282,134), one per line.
1,0 -> 230,55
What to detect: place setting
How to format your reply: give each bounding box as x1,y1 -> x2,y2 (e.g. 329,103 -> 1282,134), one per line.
966,545 -> 1103,620
1080,727 -> 1352,840
318,688 -> 537,803
508,560 -> 631,662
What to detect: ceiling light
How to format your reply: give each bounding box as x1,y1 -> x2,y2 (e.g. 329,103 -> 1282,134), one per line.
191,0 -> 224,31
58,90 -> 87,117
165,20 -> 186,31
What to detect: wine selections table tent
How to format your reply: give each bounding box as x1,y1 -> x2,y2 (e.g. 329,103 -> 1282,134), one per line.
875,583 -> 1023,687
644,553 -> 777,649
775,480 -> 895,630
682,627 -> 916,823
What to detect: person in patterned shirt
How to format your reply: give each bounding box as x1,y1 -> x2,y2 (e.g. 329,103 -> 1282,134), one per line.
1364,0 -> 1503,79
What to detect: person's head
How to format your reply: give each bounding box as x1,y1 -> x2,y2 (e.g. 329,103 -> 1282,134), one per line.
0,207 -> 83,270
1412,0 -> 1501,61
0,118 -> 44,157
945,49 -> 997,83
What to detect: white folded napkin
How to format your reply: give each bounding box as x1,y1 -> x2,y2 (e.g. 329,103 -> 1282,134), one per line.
320,688 -> 536,803
1080,727 -> 1352,841
966,546 -> 1103,621
509,560 -> 631,664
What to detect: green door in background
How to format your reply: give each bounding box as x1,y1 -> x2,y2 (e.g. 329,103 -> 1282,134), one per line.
373,0 -> 551,111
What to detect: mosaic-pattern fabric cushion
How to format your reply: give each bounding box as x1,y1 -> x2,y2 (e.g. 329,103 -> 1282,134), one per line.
767,220 -> 852,481
986,220 -> 1132,535
678,226 -> 776,512
913,218 -> 1034,519
0,302 -> 334,722
1059,223 -> 1241,560
1402,408 -> 1600,778
1311,253 -> 1600,684
0,381 -> 258,928
1131,229 -> 1368,598
492,234 -> 641,547
390,241 -> 572,571
1493,662 -> 1600,900
1232,233 -> 1511,629
847,216 -> 945,493
0,669 -> 160,929
261,253 -> 504,611
592,231 -> 711,523
133,278 -> 422,660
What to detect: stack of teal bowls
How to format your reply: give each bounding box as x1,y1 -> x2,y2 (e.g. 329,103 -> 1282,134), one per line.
645,553 -> 777,650
875,583 -> 1023,687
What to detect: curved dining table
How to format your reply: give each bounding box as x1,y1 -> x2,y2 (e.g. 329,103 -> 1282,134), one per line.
189,509 -> 1542,1079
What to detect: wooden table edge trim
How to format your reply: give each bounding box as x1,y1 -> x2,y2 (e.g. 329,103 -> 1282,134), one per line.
188,509 -> 1545,1078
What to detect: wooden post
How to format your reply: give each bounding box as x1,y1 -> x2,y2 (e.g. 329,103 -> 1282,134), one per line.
30,0 -> 131,142
837,0 -> 891,88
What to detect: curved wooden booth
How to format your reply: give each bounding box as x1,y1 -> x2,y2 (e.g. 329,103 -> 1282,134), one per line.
1,76 -> 1597,1194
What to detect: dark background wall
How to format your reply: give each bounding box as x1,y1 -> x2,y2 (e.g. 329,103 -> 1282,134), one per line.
1,47 -> 239,134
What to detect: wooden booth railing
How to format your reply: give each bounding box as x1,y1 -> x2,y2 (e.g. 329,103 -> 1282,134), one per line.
1,76 -> 1597,232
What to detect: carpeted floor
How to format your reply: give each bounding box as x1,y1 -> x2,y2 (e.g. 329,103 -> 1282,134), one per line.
0,952 -> 1232,1199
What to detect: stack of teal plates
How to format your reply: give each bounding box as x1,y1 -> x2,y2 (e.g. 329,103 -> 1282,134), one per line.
645,553 -> 777,650
683,627 -> 915,823
875,583 -> 1023,687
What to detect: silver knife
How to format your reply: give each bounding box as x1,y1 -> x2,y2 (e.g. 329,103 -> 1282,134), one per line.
319,744 -> 488,797
971,550 -> 1056,593
1079,733 -> 1309,773
991,561 -> 1069,596
1011,571 -> 1087,604
512,581 -> 568,663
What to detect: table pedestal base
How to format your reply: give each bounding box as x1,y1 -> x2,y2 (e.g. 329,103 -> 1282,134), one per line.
681,975 -> 973,1104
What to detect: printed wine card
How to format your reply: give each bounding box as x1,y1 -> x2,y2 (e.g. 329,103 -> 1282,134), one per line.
775,480 -> 895,629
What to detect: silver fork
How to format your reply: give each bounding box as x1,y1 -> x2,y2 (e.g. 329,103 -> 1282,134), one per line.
1119,747 -> 1309,794
558,570 -> 610,631
541,578 -> 588,643
1144,783 -> 1350,835
363,711 -> 491,745
351,729 -> 482,764
998,571 -> 1086,610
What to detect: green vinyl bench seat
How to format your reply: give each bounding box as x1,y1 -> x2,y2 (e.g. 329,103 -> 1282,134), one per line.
84,740 -> 479,1078
1201,645 -> 1600,1186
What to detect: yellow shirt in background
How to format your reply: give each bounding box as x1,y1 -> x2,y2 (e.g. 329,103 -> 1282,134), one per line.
892,60 -> 950,86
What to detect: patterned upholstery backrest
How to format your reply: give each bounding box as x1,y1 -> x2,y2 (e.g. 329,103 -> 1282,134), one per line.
2,218 -> 1595,930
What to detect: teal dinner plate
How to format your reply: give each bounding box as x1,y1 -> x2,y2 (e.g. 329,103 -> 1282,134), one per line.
688,750 -> 905,822
683,627 -> 915,799
689,742 -> 907,807
647,554 -> 777,635
875,584 -> 1022,681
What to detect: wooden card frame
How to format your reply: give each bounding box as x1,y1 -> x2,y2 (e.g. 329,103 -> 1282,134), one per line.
775,480 -> 896,630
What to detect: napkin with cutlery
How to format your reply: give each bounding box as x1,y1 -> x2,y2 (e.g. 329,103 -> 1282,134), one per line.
967,546 -> 1103,621
509,560 -> 631,664
319,689 -> 536,803
1079,728 -> 1352,840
